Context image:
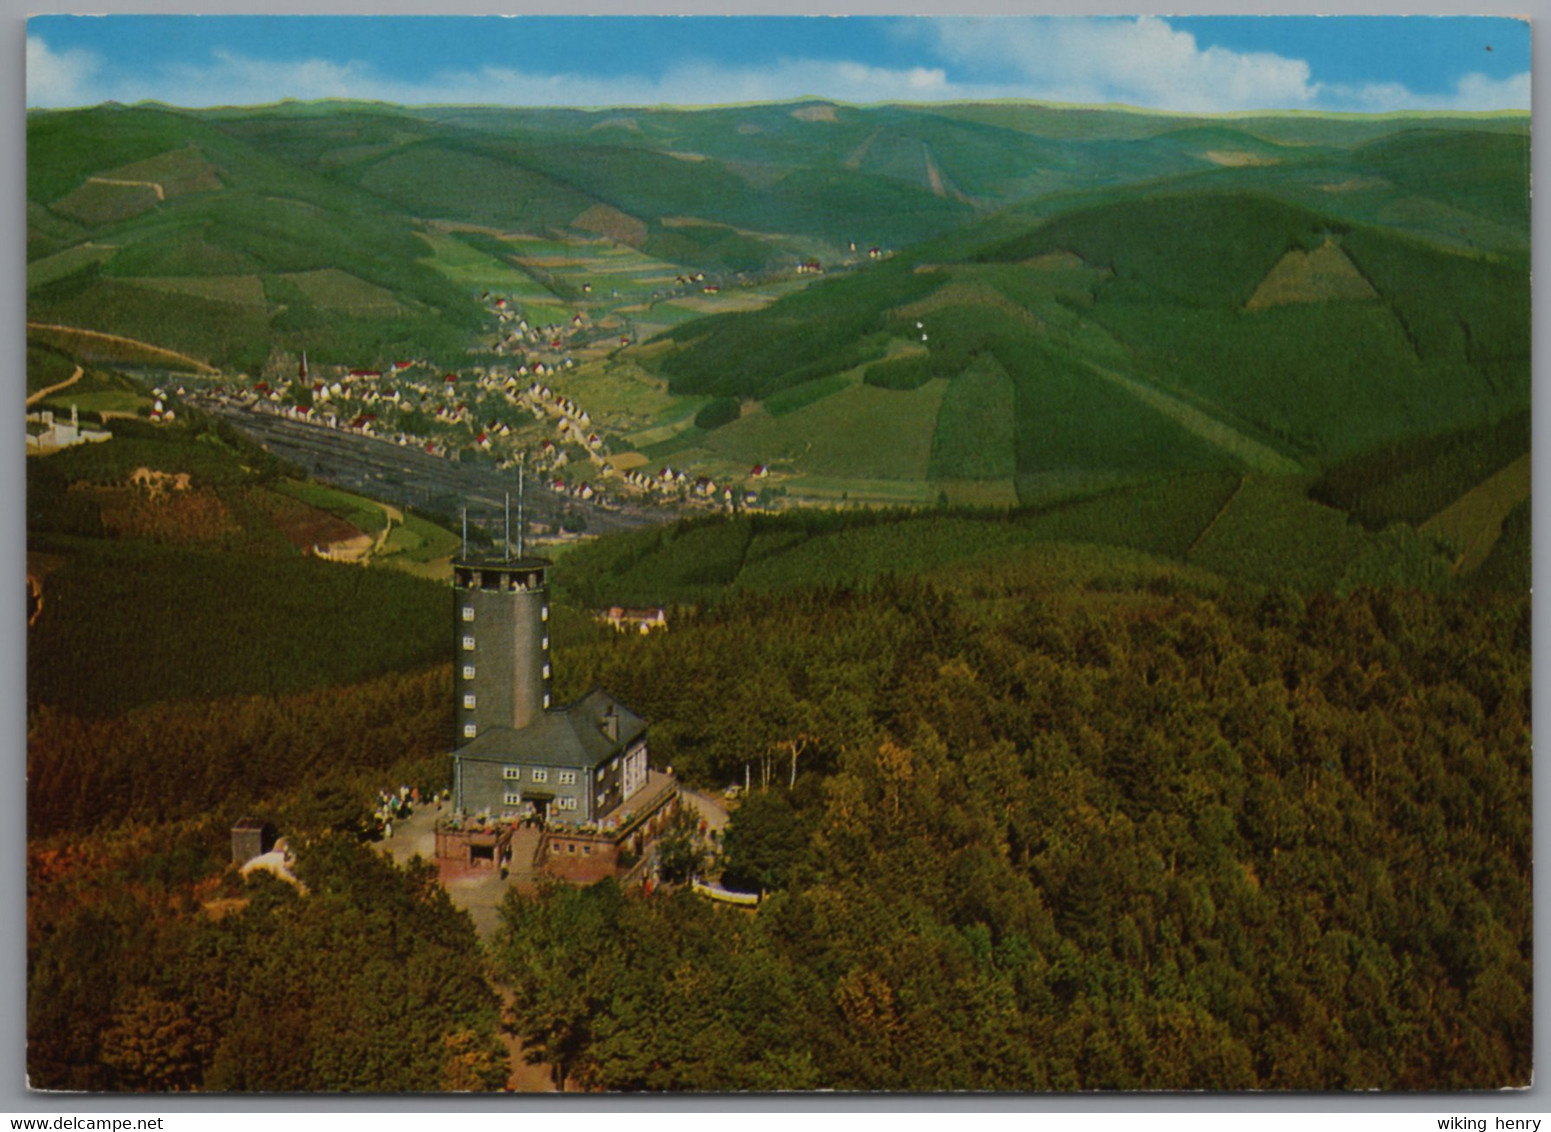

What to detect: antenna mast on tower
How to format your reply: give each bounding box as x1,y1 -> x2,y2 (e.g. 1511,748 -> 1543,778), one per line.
504,492 -> 512,560
461,505 -> 468,558
517,461 -> 525,558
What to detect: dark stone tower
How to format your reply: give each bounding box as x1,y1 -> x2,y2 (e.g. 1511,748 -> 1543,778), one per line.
452,555 -> 552,742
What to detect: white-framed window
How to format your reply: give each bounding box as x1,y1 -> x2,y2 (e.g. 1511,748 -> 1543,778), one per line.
503,792 -> 522,806
596,793 -> 606,807
462,635 -> 475,650
463,723 -> 477,738
461,606 -> 475,622
503,766 -> 521,781
463,693 -> 477,709
542,636 -> 550,649
462,665 -> 476,680
531,768 -> 548,783
542,663 -> 551,679
543,694 -> 551,708
559,770 -> 577,785
558,796 -> 577,811
596,767 -> 605,782
541,605 -> 550,622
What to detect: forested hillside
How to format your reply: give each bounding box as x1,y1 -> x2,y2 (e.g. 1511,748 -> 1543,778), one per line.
30,834 -> 506,1092
30,559 -> 1530,1090
505,573 -> 1530,1089
643,188 -> 1529,496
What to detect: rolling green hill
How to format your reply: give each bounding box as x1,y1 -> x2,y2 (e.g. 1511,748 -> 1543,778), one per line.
27,100 -> 1528,566
548,471 -> 1477,610
640,184 -> 1526,506
28,101 -> 1526,376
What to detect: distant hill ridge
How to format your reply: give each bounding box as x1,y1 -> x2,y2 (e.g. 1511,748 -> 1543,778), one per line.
27,101 -> 1527,520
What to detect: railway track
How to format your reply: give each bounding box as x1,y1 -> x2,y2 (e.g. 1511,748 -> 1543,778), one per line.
197,399 -> 670,540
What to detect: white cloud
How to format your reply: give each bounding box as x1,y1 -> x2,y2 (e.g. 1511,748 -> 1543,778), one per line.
26,42 -> 958,110
26,35 -> 102,108
1326,70 -> 1530,114
925,17 -> 1529,114
23,21 -> 1533,114
929,17 -> 1318,113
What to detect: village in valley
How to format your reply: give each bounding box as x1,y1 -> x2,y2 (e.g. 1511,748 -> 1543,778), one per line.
169,238 -> 896,528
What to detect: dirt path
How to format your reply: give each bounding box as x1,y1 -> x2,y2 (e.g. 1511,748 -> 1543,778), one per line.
1080,360 -> 1304,475
27,365 -> 83,407
1421,452 -> 1531,575
371,803 -> 555,1091
682,788 -> 730,833
367,501 -> 405,560
27,322 -> 217,374
494,984 -> 559,1092
87,176 -> 166,202
1184,476 -> 1245,559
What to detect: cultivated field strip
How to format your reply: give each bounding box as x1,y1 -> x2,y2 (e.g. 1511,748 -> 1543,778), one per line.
1420,451 -> 1532,575
1079,360 -> 1303,475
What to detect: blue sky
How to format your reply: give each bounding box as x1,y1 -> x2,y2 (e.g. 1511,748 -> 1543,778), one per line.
26,15 -> 1531,115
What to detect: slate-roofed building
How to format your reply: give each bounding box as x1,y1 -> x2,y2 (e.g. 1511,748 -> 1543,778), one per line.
450,554 -> 651,824
455,690 -> 649,822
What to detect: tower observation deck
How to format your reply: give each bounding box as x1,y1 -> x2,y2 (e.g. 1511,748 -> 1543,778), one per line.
453,555 -> 552,741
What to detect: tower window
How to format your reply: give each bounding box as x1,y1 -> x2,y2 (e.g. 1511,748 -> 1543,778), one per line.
461,606 -> 475,622
463,693 -> 477,709
531,768 -> 548,783
543,694 -> 551,708
462,665 -> 476,680
541,605 -> 550,622
542,636 -> 550,650
542,664 -> 551,680
503,766 -> 521,780
559,770 -> 577,785
463,723 -> 477,738
462,635 -> 475,650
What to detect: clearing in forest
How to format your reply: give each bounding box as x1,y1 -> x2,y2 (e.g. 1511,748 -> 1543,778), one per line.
700,375 -> 948,482
129,274 -> 268,307
1245,238 -> 1378,310
571,203 -> 648,247
281,268 -> 403,313
26,322 -> 217,372
1420,452 -> 1531,575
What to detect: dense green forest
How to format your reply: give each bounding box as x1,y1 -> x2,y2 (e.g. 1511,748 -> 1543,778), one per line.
30,833 -> 506,1092
502,574 -> 1531,1090
30,553 -> 1527,1090
546,482 -> 1517,609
